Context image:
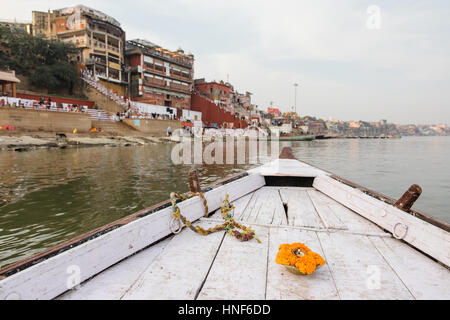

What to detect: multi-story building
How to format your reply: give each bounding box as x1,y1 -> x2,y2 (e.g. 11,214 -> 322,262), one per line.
193,79 -> 233,110
125,39 -> 194,110
193,78 -> 253,121
31,5 -> 127,91
233,91 -> 252,111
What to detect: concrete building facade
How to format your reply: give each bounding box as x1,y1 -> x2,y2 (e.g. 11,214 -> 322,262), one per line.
125,39 -> 194,110
193,79 -> 233,110
193,79 -> 253,121
31,5 -> 126,85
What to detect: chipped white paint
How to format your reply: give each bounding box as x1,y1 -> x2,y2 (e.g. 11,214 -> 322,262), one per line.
239,187 -> 287,225
197,226 -> 269,300
122,222 -> 225,300
307,189 -> 347,230
369,236 -> 450,300
317,232 -> 414,300
58,236 -> 172,300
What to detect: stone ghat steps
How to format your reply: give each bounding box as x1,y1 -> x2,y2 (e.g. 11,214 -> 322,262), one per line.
83,84 -> 126,115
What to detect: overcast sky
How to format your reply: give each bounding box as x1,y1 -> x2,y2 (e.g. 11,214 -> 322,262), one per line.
3,0 -> 450,124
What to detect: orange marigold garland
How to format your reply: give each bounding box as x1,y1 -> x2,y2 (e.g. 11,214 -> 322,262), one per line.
275,243 -> 325,275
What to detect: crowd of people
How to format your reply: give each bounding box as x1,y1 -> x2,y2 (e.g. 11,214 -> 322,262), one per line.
82,69 -> 133,110
1,69 -> 192,125
82,69 -> 183,121
0,96 -> 88,113
115,108 -> 178,121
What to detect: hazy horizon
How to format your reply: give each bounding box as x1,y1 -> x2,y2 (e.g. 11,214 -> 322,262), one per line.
2,0 -> 450,125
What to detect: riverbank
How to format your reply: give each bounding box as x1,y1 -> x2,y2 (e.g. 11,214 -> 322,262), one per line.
0,132 -> 174,152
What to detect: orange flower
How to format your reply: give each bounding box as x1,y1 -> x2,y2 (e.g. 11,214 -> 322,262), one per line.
275,243 -> 325,275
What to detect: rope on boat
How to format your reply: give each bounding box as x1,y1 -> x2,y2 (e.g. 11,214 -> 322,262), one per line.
169,192 -> 261,243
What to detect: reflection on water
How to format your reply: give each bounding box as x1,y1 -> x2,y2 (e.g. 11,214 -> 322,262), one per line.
0,137 -> 449,267
0,144 -> 258,268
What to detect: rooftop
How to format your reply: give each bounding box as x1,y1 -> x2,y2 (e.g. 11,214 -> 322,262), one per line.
0,70 -> 20,83
52,5 -> 121,28
127,39 -> 194,59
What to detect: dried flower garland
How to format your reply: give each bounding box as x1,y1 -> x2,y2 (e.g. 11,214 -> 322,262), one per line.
275,243 -> 325,275
170,192 -> 260,243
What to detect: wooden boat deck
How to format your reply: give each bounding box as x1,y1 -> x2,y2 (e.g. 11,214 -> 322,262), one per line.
1,151 -> 448,300
59,185 -> 450,300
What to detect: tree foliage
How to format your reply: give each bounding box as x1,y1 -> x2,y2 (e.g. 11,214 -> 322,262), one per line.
0,26 -> 79,91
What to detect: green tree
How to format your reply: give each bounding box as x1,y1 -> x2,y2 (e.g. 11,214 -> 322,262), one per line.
31,62 -> 77,94
0,26 -> 79,92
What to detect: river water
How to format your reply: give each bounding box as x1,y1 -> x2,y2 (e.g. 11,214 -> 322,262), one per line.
0,136 -> 449,268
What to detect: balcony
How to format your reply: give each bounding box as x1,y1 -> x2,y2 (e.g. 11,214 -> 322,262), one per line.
170,82 -> 190,93
154,78 -> 164,86
107,45 -> 120,54
94,41 -> 106,49
142,78 -> 190,94
144,78 -> 164,88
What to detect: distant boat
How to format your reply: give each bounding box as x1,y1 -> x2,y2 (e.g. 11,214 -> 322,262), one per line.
265,135 -> 316,141
315,135 -> 332,140
278,134 -> 316,141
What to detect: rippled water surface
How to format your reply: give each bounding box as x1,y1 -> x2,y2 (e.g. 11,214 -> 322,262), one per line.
0,136 -> 448,267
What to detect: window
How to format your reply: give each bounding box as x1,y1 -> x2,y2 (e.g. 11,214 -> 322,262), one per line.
144,56 -> 153,63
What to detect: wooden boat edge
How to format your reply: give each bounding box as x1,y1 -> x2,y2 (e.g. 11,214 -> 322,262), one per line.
0,171 -> 251,278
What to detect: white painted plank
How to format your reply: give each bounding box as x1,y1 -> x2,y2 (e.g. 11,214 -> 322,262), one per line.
268,188 -> 288,226
317,232 -> 413,300
369,236 -> 450,300
279,189 -> 324,228
307,190 -> 346,230
58,237 -> 172,300
0,173 -> 265,300
239,188 -> 267,223
248,159 -> 329,177
327,200 -> 386,234
263,186 -> 315,192
309,189 -> 384,234
197,226 -> 269,300
266,227 -> 339,300
240,187 -> 287,225
314,175 -> 450,267
121,221 -> 225,300
208,192 -> 254,221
